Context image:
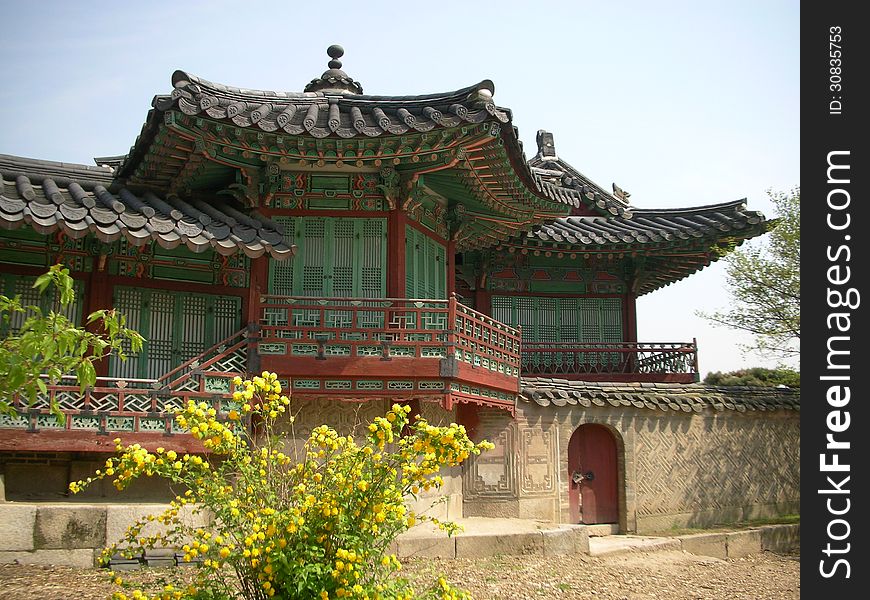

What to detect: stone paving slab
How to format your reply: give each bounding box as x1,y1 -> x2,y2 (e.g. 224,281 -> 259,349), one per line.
678,533 -> 729,559
0,506 -> 799,567
0,549 -> 96,568
589,535 -> 681,557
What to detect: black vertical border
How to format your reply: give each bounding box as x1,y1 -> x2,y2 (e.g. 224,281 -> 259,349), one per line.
802,3 -> 868,596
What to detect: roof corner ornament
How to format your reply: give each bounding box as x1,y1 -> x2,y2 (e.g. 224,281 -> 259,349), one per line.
376,167 -> 417,211
304,44 -> 364,95
218,166 -> 263,208
536,130 -> 558,161
376,166 -> 400,209
448,204 -> 469,242
612,183 -> 631,202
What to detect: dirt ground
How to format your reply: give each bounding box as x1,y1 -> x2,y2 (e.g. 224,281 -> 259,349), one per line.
0,549 -> 798,599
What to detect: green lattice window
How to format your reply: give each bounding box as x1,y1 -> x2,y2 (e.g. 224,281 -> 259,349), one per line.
405,226 -> 446,299
269,217 -> 386,298
0,272 -> 83,335
109,287 -> 242,380
491,296 -> 623,343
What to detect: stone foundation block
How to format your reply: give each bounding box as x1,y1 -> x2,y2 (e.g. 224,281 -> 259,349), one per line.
0,549 -> 96,567
395,536 -> 456,559
542,526 -> 589,556
455,532 -> 543,558
105,504 -> 211,547
678,533 -> 727,559
34,506 -> 106,550
726,530 -> 762,558
144,548 -> 178,567
105,504 -> 170,545
0,504 -> 38,551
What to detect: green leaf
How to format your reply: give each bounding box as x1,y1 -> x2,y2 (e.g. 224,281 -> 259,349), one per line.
77,359 -> 97,390
33,273 -> 52,293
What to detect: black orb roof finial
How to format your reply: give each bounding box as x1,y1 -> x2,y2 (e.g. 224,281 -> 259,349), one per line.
327,44 -> 344,69
304,44 -> 363,95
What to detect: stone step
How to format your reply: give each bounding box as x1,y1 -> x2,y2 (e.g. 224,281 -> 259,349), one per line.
585,523 -> 620,537
589,535 -> 681,557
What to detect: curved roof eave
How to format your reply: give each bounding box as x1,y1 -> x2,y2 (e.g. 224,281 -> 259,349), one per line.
0,154 -> 295,261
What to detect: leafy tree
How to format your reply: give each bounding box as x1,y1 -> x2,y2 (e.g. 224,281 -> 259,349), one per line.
704,367 -> 800,388
0,264 -> 144,417
702,187 -> 800,361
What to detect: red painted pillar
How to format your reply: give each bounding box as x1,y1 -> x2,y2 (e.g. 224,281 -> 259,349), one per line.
247,256 -> 268,327
388,209 -> 407,298
86,255 -> 113,377
246,256 -> 269,376
624,291 -> 637,343
446,239 -> 456,296
623,290 -> 638,374
474,289 -> 492,316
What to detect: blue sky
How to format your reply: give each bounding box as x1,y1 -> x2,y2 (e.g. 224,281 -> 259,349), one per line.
0,0 -> 799,374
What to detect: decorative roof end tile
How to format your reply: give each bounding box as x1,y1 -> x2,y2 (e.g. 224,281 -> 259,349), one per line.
304,45 -> 364,95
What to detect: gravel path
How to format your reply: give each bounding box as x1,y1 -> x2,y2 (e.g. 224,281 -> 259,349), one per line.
402,550 -> 799,599
0,550 -> 798,599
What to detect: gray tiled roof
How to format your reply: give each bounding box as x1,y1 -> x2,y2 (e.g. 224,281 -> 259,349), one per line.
0,154 -> 294,259
529,130 -> 630,218
155,70 -> 509,140
519,378 -> 799,412
528,200 -> 765,246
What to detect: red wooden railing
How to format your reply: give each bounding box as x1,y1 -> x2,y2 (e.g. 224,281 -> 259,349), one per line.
1,299 -> 700,447
155,328 -> 248,391
1,375 -> 236,438
1,329 -> 249,438
258,294 -> 522,374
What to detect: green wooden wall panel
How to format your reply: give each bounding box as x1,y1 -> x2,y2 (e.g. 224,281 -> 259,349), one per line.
405,226 -> 446,300
270,217 -> 386,298
269,217 -> 296,296
301,218 -> 327,297
109,287 -> 242,380
0,273 -> 83,335
361,219 -> 386,299
492,296 -> 623,343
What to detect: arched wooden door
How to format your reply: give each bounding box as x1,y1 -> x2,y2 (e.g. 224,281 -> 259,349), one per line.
567,424 -> 619,524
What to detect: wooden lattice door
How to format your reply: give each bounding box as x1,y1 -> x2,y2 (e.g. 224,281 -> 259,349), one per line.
269,217 -> 386,298
110,287 -> 241,380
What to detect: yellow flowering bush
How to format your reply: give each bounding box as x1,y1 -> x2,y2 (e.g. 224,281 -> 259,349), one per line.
70,372 -> 492,600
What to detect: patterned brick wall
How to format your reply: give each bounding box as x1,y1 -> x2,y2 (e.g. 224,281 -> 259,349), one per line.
462,402 -> 800,531
462,409 -> 517,501
632,413 -> 800,524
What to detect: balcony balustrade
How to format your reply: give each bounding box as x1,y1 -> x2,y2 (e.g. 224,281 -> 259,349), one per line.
257,295 -> 522,402
0,332 -> 247,451
1,298 -> 699,451
521,341 -> 699,383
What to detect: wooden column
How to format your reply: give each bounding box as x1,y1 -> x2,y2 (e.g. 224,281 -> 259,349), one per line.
86,254 -> 113,377
474,289 -> 492,317
387,208 -> 407,298
446,239 -> 457,296
246,256 -> 269,327
246,256 -> 269,376
624,291 -> 638,343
